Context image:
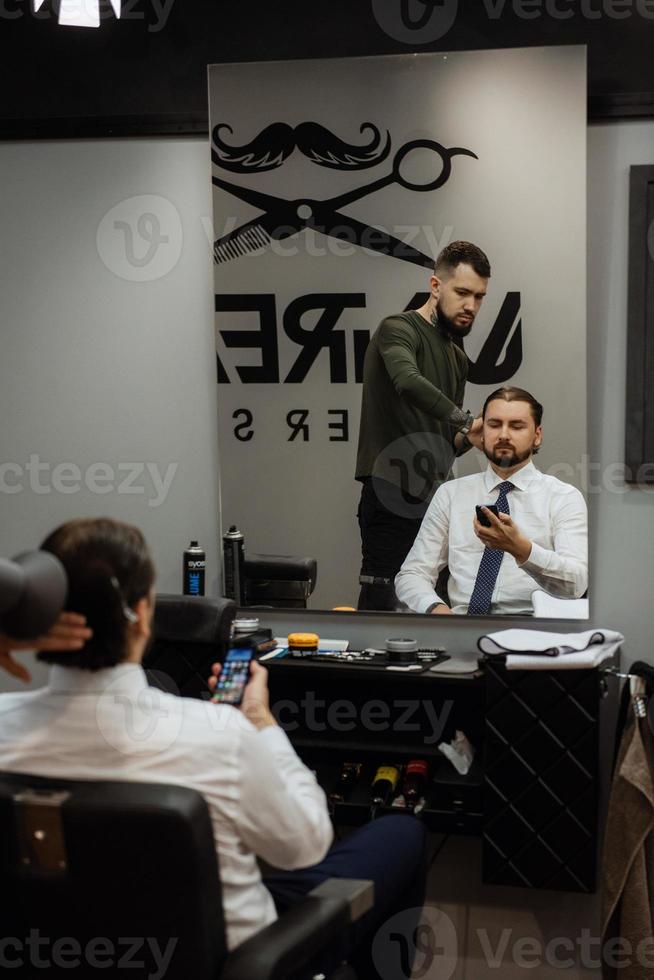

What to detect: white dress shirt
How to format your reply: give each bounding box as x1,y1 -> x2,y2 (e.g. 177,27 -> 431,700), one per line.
395,460 -> 588,615
0,664 -> 333,951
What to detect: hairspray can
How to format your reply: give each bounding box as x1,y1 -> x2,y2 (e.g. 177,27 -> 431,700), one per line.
223,526 -> 245,604
183,540 -> 206,596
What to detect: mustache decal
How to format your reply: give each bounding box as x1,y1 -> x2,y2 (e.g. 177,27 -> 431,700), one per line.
211,122 -> 391,173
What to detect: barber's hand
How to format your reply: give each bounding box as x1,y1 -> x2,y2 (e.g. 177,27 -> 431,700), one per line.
0,613 -> 92,683
208,659 -> 277,730
431,604 -> 452,615
474,510 -> 532,564
466,416 -> 484,451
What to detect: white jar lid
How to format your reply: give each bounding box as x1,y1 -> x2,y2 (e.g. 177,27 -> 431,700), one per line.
385,637 -> 419,653
234,617 -> 260,632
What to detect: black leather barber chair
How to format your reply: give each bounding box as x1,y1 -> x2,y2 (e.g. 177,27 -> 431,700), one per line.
0,772 -> 373,980
143,593 -> 236,699
243,555 -> 318,609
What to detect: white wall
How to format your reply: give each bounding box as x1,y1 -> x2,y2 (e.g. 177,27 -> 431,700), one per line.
0,137 -> 220,689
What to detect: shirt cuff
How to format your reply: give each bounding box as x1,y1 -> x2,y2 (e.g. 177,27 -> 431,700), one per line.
414,592 -> 445,614
519,541 -> 549,572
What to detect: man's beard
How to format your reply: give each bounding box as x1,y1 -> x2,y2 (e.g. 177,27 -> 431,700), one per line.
484,444 -> 532,469
432,302 -> 474,339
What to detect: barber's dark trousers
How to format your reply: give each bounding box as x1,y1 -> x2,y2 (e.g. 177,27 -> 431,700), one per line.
357,478 -> 427,611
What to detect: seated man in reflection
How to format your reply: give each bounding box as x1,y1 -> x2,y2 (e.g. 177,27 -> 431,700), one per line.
395,386 -> 588,615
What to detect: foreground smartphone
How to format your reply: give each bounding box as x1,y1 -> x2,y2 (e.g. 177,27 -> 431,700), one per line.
210,647 -> 253,706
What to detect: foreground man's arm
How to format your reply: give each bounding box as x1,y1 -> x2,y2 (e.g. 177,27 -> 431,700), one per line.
209,660 -> 333,869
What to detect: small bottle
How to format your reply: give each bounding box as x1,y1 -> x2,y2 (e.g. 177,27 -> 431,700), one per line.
183,541 -> 206,596
402,759 -> 430,809
328,762 -> 362,807
370,765 -> 401,808
223,526 -> 245,604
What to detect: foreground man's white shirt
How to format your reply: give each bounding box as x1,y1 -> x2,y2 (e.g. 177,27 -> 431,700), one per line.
0,664 -> 332,950
395,461 -> 588,615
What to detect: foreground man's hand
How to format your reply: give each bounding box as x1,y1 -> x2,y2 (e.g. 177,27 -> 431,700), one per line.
0,613 -> 92,682
208,659 -> 277,730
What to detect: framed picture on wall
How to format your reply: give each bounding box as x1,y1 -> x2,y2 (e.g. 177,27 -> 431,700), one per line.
625,165 -> 654,483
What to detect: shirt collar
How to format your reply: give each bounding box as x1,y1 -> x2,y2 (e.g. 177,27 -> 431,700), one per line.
483,459 -> 539,494
47,663 -> 149,695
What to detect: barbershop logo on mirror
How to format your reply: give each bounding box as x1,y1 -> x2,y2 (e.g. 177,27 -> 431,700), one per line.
210,121 -> 471,270
212,116 -> 523,446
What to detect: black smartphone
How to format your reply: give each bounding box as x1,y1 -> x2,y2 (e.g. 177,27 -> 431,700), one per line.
210,647 -> 253,706
476,504 -> 500,528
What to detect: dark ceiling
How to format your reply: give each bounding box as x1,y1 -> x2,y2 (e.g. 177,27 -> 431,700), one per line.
1,0 -> 652,137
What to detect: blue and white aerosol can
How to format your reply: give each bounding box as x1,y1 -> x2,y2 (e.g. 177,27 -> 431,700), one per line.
183,540 -> 206,596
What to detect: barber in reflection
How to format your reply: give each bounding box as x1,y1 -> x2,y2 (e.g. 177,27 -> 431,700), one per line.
395,387 -> 588,615
355,241 -> 490,610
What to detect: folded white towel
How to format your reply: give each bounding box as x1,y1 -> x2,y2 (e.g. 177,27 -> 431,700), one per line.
478,627 -> 624,656
531,590 -> 590,620
478,628 -> 624,671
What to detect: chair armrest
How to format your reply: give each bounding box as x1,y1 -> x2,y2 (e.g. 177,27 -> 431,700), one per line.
221,879 -> 373,980
308,877 -> 374,922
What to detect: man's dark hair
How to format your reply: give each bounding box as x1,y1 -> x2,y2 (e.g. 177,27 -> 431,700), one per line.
38,517 -> 155,671
434,241 -> 491,280
482,386 -> 544,427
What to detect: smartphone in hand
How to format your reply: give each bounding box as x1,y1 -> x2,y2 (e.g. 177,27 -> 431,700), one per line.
210,647 -> 253,706
475,504 -> 500,528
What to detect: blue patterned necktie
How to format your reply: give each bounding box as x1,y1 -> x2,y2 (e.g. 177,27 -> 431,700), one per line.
468,481 -> 515,615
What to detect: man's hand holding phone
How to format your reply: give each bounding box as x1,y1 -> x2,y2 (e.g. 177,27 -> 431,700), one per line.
208,658 -> 277,731
473,507 -> 532,564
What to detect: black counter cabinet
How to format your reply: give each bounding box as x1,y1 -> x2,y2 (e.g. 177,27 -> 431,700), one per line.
266,657 -> 619,894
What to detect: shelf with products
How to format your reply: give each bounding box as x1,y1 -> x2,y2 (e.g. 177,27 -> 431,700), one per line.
297,744 -> 483,835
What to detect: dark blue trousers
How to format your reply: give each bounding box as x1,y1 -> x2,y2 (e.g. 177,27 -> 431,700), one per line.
264,814 -> 428,979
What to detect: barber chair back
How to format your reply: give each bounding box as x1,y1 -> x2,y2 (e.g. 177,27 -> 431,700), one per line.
243,555 -> 317,609
0,771 -> 373,980
0,773 -> 226,979
144,593 -> 237,699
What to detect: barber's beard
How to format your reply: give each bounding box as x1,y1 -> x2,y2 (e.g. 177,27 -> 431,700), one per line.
484,444 -> 533,469
433,302 -> 474,339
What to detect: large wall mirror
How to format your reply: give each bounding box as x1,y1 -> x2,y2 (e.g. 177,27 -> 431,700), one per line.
210,46 -> 588,619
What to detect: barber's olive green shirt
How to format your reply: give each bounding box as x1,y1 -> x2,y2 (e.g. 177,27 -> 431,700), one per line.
355,311 -> 469,493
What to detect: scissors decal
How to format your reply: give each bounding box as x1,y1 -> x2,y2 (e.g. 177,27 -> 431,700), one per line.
212,139 -> 477,268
